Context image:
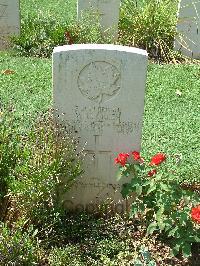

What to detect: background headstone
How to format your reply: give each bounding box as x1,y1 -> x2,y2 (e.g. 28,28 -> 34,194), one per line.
77,0 -> 121,41
53,44 -> 148,213
0,0 -> 20,49
175,0 -> 200,59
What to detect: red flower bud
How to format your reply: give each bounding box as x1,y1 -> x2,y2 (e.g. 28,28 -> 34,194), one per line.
150,153 -> 166,166
65,31 -> 73,45
191,205 -> 200,224
132,151 -> 144,164
114,153 -> 129,166
148,169 -> 157,177
132,151 -> 141,161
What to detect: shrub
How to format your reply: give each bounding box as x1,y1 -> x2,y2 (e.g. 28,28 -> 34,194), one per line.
12,16 -> 69,58
48,245 -> 83,266
0,220 -> 41,265
0,110 -> 83,247
115,151 -> 200,258
12,10 -> 107,58
9,110 -> 83,227
118,0 -> 179,62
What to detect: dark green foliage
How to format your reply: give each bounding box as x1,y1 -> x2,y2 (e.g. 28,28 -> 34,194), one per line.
0,110 -> 20,215
0,107 -> 83,242
119,0 -> 179,62
117,154 -> 199,258
13,17 -> 69,58
12,13 -> 108,58
13,0 -> 180,61
8,111 -> 83,233
0,221 -> 40,265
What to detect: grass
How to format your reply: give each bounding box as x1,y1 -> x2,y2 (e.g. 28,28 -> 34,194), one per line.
0,52 -> 51,131
0,52 -> 199,183
143,64 -> 200,183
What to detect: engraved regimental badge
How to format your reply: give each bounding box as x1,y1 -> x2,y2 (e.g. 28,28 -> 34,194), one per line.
78,61 -> 121,104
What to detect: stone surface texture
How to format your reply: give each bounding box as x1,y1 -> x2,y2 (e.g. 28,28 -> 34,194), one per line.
53,44 -> 148,212
77,0 -> 121,40
0,0 -> 20,49
175,0 -> 200,59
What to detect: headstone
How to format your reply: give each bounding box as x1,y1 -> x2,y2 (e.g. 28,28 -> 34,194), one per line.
0,0 -> 20,49
77,0 -> 121,41
175,0 -> 200,59
53,44 -> 148,213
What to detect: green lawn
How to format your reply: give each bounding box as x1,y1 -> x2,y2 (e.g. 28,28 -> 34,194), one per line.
0,52 -> 199,183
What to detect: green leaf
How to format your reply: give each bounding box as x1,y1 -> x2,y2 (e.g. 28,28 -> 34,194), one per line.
134,163 -> 144,171
143,180 -> 152,186
160,183 -> 171,192
146,183 -> 157,195
131,177 -> 141,186
121,183 -> 132,198
194,235 -> 200,243
168,226 -> 178,237
156,206 -> 164,221
155,173 -> 162,181
182,242 -> 192,258
172,244 -> 180,256
140,246 -> 151,262
179,212 -> 187,225
147,222 -> 158,235
135,184 -> 142,196
156,206 -> 165,231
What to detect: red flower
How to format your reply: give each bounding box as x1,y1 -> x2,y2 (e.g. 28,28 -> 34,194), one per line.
132,151 -> 141,161
191,205 -> 200,224
148,169 -> 157,177
132,151 -> 144,164
150,153 -> 166,166
114,153 -> 129,166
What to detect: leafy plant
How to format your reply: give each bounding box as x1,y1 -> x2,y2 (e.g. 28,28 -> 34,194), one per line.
0,110 -> 18,197
115,151 -> 200,257
0,219 -> 41,265
118,0 -> 179,62
12,16 -> 69,58
48,245 -> 84,266
0,107 -> 84,245
3,110 -> 84,244
14,0 -> 180,62
0,109 -> 21,221
12,8 -> 107,58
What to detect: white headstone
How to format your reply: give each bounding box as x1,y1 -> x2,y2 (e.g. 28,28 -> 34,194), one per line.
77,0 -> 121,41
53,44 -> 148,213
0,0 -> 20,49
175,0 -> 200,59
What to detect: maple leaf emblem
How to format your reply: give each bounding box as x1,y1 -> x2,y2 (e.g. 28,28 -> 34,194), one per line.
78,61 -> 120,103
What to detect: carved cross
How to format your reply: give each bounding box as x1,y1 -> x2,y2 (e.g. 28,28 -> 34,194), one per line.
85,135 -> 112,177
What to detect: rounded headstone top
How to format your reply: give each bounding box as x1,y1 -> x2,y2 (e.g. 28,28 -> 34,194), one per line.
53,44 -> 148,57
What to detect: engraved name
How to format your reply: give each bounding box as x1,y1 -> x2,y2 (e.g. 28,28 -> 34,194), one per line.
64,106 -> 140,135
